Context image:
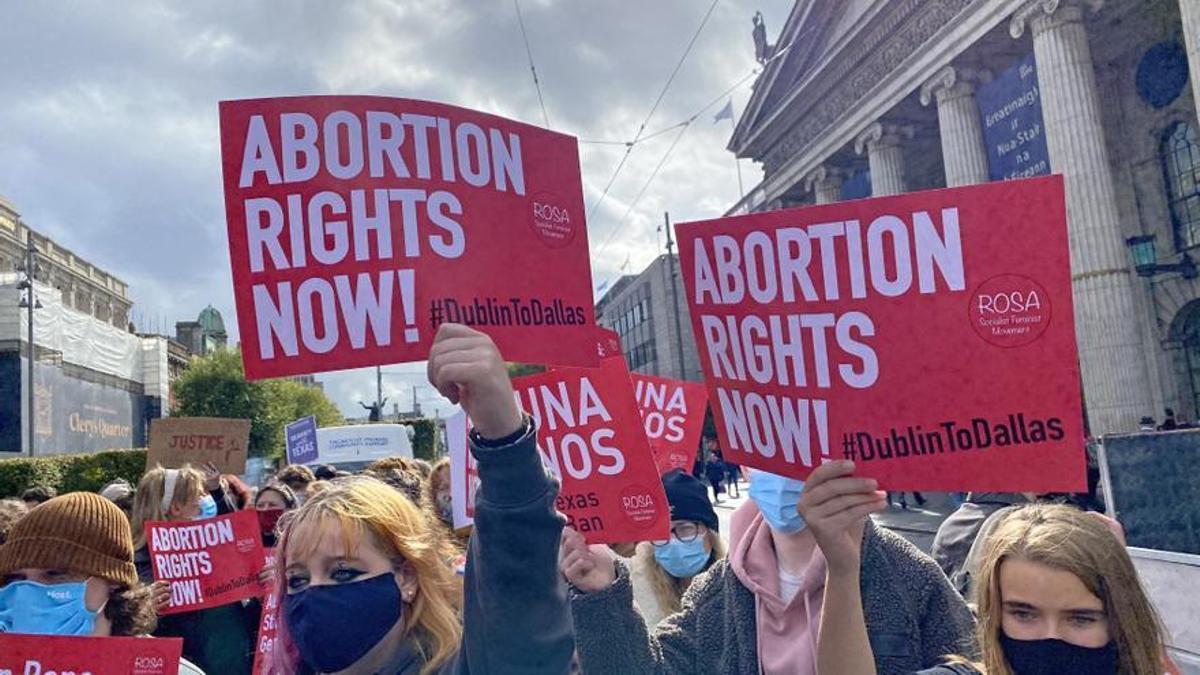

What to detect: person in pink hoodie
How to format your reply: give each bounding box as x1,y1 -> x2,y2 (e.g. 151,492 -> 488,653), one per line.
561,460 -> 975,674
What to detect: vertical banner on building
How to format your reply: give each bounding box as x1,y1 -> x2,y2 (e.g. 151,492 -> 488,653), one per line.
630,373 -> 708,474
220,96 -> 599,380
513,330 -> 670,543
285,415 -> 319,465
252,549 -> 280,675
147,510 -> 266,614
976,53 -> 1051,181
0,634 -> 183,675
676,176 -> 1085,492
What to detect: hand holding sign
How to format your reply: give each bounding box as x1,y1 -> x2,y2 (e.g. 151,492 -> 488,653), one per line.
797,461 -> 887,576
428,323 -> 523,440
558,527 -> 616,592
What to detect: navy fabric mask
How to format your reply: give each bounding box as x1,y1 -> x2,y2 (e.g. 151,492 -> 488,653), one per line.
284,572 -> 404,673
1000,634 -> 1118,675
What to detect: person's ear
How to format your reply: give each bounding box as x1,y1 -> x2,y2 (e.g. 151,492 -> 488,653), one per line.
395,563 -> 419,603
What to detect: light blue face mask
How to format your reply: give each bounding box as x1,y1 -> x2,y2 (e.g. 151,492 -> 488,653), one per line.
196,495 -> 218,520
0,579 -> 101,635
653,536 -> 711,578
748,470 -> 807,534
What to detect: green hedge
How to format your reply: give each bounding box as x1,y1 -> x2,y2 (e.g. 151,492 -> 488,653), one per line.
0,449 -> 148,499
407,419 -> 439,461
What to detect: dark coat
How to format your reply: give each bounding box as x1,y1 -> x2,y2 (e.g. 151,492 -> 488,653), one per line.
570,521 -> 976,674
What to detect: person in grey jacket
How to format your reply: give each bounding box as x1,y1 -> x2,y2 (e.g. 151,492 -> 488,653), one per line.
561,463 -> 975,674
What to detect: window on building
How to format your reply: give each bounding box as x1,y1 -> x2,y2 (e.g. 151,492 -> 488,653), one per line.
1163,121 -> 1200,250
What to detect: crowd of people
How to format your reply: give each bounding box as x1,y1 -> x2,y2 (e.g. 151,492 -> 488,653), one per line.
0,323 -> 1181,674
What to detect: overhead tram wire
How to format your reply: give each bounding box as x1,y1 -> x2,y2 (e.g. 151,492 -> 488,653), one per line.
515,0 -> 551,129
585,0 -> 721,224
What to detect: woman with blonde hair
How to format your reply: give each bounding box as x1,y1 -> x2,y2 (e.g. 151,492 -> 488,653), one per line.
131,464 -> 254,674
271,323 -> 574,674
806,462 -> 1174,675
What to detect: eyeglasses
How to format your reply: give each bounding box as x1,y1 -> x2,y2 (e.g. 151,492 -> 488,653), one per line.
652,522 -> 704,546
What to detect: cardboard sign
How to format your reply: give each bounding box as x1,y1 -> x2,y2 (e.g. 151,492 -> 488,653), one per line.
513,335 -> 670,543
447,411 -> 478,530
252,549 -> 281,675
147,417 -> 251,474
631,374 -> 708,474
676,176 -> 1084,491
285,415 -> 319,465
147,510 -> 266,614
220,96 -> 598,380
0,634 -> 183,675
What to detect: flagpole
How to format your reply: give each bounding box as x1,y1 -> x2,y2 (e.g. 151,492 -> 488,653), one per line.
729,106 -> 745,199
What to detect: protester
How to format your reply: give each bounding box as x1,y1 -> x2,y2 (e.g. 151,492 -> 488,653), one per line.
888,491 -> 927,510
561,462 -> 973,673
99,478 -> 135,518
21,485 -> 56,508
628,469 -> 726,627
305,479 -> 333,499
271,323 -> 574,674
813,497 -> 1173,674
368,466 -> 426,506
427,458 -> 453,529
276,464 -> 317,505
930,492 -> 1031,595
0,498 -> 28,545
410,457 -> 434,480
255,483 -> 298,548
214,471 -> 253,510
722,459 -> 742,499
131,465 -> 254,674
704,450 -> 725,504
313,464 -> 339,481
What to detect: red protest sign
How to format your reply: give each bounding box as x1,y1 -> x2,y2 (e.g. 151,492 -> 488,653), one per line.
631,374 -> 708,474
0,633 -> 183,675
514,338 -> 670,543
252,549 -> 280,675
147,510 -> 266,614
677,176 -> 1084,492
220,96 -> 597,380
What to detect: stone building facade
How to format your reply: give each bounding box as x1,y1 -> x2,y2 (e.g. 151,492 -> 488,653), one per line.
728,0 -> 1200,435
0,195 -> 132,329
596,254 -> 704,382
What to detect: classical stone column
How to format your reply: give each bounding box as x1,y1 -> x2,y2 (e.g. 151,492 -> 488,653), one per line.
1182,0 -> 1200,117
920,66 -> 992,187
803,165 -> 846,204
854,123 -> 913,196
1011,0 -> 1155,433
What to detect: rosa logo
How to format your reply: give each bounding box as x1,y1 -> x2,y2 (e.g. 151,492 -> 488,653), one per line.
619,484 -> 661,528
236,536 -> 257,553
530,191 -> 576,248
968,274 -> 1052,348
134,655 -> 166,674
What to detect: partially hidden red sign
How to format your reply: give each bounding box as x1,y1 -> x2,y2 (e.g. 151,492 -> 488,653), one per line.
0,633 -> 183,675
252,549 -> 280,675
514,331 -> 670,543
676,176 -> 1084,491
220,96 -> 597,379
147,510 -> 266,614
631,373 -> 708,474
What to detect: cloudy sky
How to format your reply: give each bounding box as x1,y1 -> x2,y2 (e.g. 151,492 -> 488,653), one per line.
0,0 -> 789,418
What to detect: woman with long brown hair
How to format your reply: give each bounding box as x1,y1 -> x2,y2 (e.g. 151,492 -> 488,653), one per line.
271,323 -> 574,674
806,461 -> 1174,675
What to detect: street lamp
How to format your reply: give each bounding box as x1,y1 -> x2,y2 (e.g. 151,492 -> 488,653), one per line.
1125,234 -> 1198,279
17,233 -> 42,456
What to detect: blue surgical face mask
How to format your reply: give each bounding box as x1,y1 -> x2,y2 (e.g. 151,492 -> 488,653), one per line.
749,471 -> 807,534
0,579 -> 101,635
654,536 -> 711,579
196,495 -> 218,520
284,572 -> 404,673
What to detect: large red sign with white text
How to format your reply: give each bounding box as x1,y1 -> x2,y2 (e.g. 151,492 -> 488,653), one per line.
0,634 -> 183,675
630,373 -> 708,474
252,549 -> 280,675
147,510 -> 266,614
677,176 -> 1085,491
220,96 -> 597,379
512,334 -> 670,543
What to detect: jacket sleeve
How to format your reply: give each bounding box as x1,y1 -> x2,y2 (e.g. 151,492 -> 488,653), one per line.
455,419 -> 575,675
919,559 -> 978,665
209,484 -> 235,515
571,558 -> 721,674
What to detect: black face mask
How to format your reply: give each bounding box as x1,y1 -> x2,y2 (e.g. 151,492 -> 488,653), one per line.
284,572 -> 404,673
1000,634 -> 1118,675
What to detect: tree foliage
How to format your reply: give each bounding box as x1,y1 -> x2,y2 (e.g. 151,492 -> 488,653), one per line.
172,350 -> 343,459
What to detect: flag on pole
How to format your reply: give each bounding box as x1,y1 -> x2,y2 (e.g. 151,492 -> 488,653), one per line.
713,99 -> 734,124
620,254 -> 631,272
596,279 -> 610,294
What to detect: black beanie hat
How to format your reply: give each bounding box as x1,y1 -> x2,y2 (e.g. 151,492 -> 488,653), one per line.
661,469 -> 719,532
